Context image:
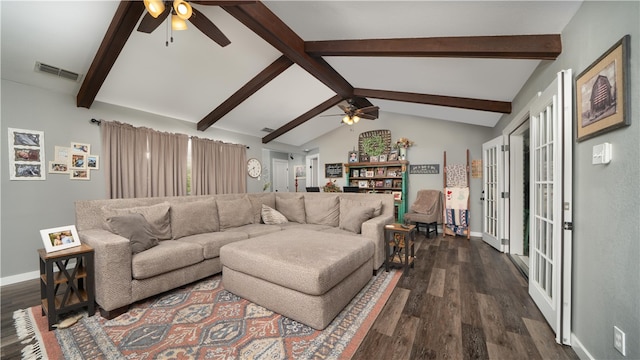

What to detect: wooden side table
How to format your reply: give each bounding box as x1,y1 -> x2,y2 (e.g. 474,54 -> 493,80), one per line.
38,244 -> 95,330
384,223 -> 416,274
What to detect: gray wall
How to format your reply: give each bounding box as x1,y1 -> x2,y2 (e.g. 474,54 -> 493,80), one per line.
0,80 -> 299,281
301,111 -> 494,234
492,2 -> 639,359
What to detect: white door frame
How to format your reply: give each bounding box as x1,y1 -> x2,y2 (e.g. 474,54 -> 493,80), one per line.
305,153 -> 320,187
507,119 -> 530,256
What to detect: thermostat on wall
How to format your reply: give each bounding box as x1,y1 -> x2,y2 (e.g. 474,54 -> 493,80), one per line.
592,142 -> 612,165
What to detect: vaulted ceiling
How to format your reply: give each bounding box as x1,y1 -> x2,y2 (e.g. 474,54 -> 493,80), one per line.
1,1 -> 583,146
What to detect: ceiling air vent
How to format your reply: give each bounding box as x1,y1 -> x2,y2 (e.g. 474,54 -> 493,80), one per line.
261,127 -> 275,133
34,62 -> 82,82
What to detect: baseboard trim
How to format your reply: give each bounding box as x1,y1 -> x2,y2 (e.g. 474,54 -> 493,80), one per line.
571,333 -> 595,360
1,270 -> 40,286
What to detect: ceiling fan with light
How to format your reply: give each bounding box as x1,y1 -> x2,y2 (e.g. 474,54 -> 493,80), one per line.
139,0 -> 231,47
323,99 -> 379,125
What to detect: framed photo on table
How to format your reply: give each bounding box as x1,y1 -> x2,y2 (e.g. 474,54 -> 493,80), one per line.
576,35 -> 630,141
40,225 -> 81,253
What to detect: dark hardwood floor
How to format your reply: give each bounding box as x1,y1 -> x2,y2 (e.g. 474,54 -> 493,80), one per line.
1,233 -> 578,359
353,233 -> 578,360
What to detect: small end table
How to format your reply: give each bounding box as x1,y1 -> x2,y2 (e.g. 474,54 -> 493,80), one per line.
384,223 -> 416,274
38,244 -> 95,330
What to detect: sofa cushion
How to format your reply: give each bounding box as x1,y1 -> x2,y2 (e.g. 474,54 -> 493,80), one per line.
224,223 -> 282,238
171,199 -> 219,239
106,213 -> 159,254
279,223 -> 333,232
103,202 -> 172,240
339,198 -> 382,228
304,195 -> 339,227
220,229 -> 373,296
276,195 -> 306,223
339,206 -> 375,234
261,205 -> 288,225
217,196 -> 253,230
177,231 -> 248,259
249,193 -> 276,223
131,240 -> 204,280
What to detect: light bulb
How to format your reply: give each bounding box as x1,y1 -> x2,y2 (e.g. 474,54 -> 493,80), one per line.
173,0 -> 193,20
172,15 -> 188,30
144,0 -> 165,18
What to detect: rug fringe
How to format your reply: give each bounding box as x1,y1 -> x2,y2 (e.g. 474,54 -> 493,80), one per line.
13,308 -> 46,360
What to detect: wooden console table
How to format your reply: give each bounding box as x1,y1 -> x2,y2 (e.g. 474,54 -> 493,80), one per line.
38,244 -> 95,330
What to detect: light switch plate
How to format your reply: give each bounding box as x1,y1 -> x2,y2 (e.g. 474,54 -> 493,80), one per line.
592,142 -> 612,165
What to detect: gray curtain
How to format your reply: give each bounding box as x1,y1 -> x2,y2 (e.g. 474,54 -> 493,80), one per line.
148,130 -> 189,197
192,137 -> 246,195
102,121 -> 149,198
101,121 -> 189,199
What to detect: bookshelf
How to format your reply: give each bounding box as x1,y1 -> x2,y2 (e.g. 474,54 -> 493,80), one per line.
344,160 -> 408,222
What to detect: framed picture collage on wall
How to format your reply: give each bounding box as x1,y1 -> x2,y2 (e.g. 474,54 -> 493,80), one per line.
50,141 -> 99,180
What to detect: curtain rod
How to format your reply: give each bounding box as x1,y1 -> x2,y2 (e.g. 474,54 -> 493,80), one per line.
89,118 -> 250,149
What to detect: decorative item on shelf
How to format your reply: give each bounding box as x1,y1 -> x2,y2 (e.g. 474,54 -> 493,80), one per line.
322,179 -> 341,192
394,137 -> 414,160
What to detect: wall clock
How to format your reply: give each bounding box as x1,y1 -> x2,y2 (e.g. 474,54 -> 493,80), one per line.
247,158 -> 262,178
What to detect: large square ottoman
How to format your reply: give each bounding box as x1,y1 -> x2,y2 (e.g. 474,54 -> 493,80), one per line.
220,228 -> 374,330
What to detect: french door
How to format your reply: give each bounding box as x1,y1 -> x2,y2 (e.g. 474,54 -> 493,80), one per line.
482,136 -> 504,251
529,70 -> 573,344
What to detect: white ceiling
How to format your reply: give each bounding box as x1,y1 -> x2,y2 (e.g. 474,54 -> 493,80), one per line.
1,1 -> 582,146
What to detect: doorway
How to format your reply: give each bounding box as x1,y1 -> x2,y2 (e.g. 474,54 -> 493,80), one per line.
272,159 -> 289,192
508,123 -> 530,276
306,153 -> 320,187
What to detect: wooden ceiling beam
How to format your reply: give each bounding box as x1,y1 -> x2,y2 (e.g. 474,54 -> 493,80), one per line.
197,55 -> 294,131
77,1 -> 145,108
222,2 -> 354,98
262,95 -> 343,144
354,88 -> 512,114
306,35 -> 561,60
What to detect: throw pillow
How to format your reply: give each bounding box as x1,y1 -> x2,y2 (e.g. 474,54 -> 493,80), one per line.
304,195 -> 339,226
216,196 -> 254,229
261,204 -> 288,225
171,199 -> 219,239
276,195 -> 306,223
104,202 -> 172,240
339,198 -> 382,228
106,213 -> 159,254
249,193 -> 276,223
339,206 -> 375,234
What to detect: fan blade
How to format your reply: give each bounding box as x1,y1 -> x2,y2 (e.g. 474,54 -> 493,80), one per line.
137,8 -> 170,33
358,113 -> 377,120
338,104 -> 349,113
189,8 -> 231,47
318,114 -> 343,117
355,105 -> 379,114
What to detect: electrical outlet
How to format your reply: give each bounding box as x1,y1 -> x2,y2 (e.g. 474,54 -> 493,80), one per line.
614,326 -> 626,356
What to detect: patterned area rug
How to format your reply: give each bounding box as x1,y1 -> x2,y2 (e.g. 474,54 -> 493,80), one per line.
14,270 -> 400,359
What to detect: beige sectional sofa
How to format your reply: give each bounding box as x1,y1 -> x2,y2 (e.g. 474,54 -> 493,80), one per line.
75,192 -> 394,323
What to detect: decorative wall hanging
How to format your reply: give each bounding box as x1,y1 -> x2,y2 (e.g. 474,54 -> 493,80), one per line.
576,34 -> 630,141
50,142 -> 99,179
358,130 -> 391,162
409,164 -> 440,174
325,163 -> 343,178
294,165 -> 306,179
8,128 -> 45,180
